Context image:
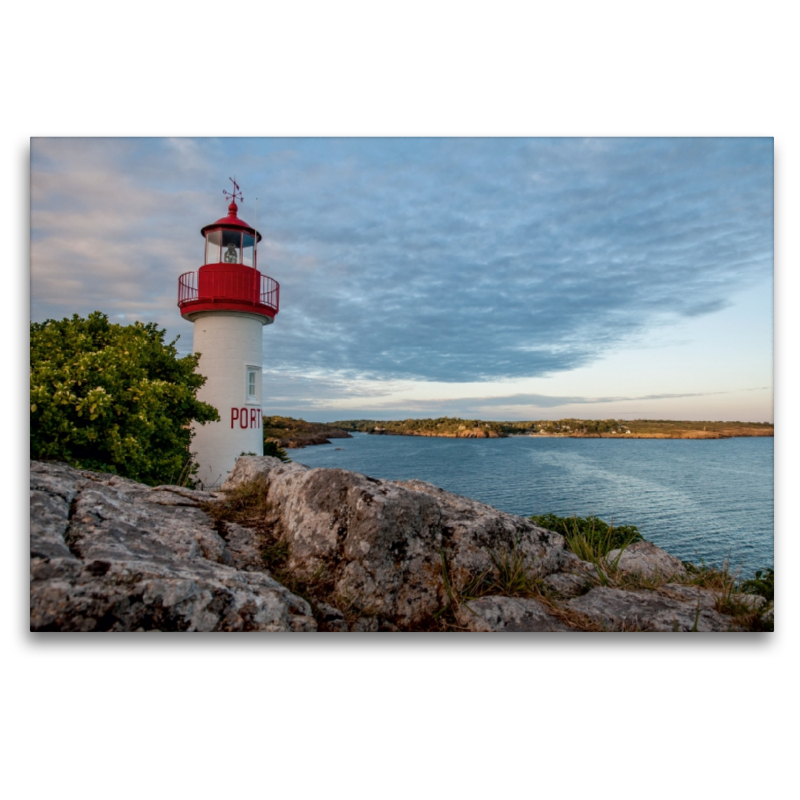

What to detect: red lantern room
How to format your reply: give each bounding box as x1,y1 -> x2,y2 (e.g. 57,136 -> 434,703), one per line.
178,182 -> 279,323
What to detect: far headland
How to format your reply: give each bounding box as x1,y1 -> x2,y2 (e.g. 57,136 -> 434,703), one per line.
263,416 -> 774,448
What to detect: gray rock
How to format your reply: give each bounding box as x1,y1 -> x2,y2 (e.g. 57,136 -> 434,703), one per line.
221,455 -> 307,491
30,461 -> 316,632
566,586 -> 744,632
456,596 -> 571,632
658,583 -> 765,615
543,572 -> 591,597
398,480 -> 568,585
315,601 -> 349,632
230,459 -> 569,629
267,467 -> 448,628
351,616 -> 380,633
216,521 -> 266,572
734,593 -> 767,612
606,540 -> 687,581
656,583 -> 722,609
559,550 -> 601,577
544,550 -> 598,596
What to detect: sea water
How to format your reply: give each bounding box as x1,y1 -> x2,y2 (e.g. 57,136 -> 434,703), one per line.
291,433 -> 774,577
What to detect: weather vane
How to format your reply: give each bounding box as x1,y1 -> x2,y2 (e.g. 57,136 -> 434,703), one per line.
223,176 -> 243,205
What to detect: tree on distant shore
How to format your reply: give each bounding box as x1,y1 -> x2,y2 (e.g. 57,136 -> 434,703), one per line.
30,312 -> 219,486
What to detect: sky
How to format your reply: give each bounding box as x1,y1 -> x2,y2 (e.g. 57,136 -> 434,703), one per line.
30,137 -> 774,423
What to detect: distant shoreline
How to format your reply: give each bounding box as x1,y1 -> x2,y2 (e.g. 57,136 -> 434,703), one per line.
360,430 -> 774,442
508,432 -> 774,440
268,416 -> 774,448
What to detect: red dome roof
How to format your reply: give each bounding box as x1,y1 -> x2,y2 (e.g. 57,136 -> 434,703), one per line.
200,201 -> 262,242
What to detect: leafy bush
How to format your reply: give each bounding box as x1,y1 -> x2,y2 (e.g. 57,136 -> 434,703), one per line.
30,311 -> 219,486
741,568 -> 774,603
530,513 -> 643,561
263,440 -> 291,462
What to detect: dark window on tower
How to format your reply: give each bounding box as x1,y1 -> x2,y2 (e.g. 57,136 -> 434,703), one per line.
222,230 -> 242,264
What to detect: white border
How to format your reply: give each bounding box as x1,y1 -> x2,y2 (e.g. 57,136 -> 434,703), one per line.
9,3 -> 796,797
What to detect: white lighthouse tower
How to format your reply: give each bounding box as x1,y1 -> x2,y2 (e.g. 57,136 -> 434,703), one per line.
177,180 -> 280,487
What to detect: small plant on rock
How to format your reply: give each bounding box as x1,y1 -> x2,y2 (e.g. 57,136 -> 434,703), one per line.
741,568 -> 774,603
461,540 -> 543,599
530,513 -> 643,562
203,475 -> 339,624
203,475 -> 272,527
263,440 -> 292,462
674,559 -> 774,631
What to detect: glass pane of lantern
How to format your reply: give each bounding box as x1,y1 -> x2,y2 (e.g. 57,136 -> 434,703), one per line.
242,233 -> 255,267
221,230 -> 242,264
205,230 -> 221,264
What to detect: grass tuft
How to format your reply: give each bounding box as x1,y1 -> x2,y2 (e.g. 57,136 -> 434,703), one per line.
463,540 -> 543,599
202,475 -> 272,528
530,513 -> 643,562
672,559 -> 774,631
436,541 -> 608,631
202,475 -> 345,626
741,568 -> 774,603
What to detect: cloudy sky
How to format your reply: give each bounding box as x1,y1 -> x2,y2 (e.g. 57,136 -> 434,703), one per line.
30,137 -> 773,422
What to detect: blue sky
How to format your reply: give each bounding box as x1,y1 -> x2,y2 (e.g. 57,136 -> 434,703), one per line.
30,137 -> 773,422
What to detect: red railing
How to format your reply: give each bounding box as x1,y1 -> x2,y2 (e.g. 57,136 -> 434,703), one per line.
178,271 -> 198,303
178,267 -> 279,314
261,275 -> 279,309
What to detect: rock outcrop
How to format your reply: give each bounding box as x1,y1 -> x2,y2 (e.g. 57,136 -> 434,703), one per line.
221,457 -> 572,629
567,587 -> 732,632
30,461 -> 316,631
606,540 -> 686,581
31,457 -> 771,632
455,596 -> 571,632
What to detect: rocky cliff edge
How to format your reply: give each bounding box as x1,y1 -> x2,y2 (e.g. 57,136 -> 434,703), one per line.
30,457 -> 769,632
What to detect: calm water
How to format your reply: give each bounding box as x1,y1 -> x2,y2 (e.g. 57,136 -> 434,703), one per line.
292,433 -> 774,577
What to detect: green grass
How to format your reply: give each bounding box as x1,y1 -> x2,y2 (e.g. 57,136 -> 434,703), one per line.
202,475 -> 341,623
741,568 -> 774,603
530,514 -> 774,631
436,541 -> 544,628
466,540 -> 543,598
675,560 -> 774,631
530,513 -> 643,562
202,474 -> 271,526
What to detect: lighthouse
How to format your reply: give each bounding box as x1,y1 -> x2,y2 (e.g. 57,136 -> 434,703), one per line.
177,180 -> 280,487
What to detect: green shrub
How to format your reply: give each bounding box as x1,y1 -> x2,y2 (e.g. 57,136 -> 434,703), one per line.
530,513 -> 643,561
741,568 -> 774,603
263,440 -> 291,462
30,311 -> 219,486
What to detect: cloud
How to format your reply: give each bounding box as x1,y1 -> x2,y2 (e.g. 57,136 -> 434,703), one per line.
429,390 -> 737,409
255,372 -> 772,421
30,137 -> 773,386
